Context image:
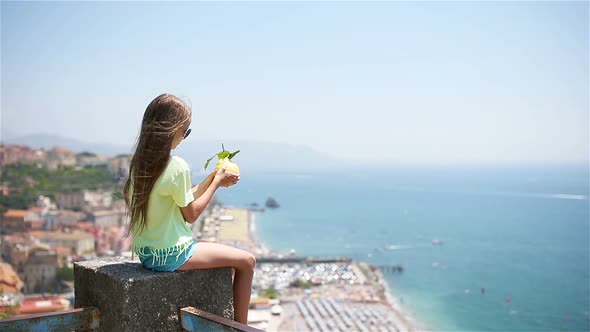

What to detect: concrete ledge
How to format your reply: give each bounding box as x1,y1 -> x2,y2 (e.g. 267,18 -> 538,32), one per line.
74,257 -> 234,332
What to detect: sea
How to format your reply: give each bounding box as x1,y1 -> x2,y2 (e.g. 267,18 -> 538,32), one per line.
209,163 -> 589,332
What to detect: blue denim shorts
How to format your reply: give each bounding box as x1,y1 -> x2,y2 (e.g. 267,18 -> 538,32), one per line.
138,240 -> 198,272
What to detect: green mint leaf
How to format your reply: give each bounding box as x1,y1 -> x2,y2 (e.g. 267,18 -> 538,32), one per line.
218,151 -> 230,159
228,150 -> 240,160
204,153 -> 217,170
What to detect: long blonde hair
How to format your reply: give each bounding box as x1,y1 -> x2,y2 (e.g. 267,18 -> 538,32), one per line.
123,94 -> 191,236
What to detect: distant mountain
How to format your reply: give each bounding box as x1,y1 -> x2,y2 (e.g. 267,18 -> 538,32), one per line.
2,133 -> 344,172
176,140 -> 343,174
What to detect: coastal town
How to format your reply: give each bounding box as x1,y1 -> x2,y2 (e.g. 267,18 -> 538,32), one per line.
0,143 -> 419,331
0,143 -> 131,317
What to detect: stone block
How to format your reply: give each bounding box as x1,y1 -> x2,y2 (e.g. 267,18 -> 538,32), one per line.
74,257 -> 234,332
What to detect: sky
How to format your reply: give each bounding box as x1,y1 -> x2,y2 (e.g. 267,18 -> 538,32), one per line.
1,1 -> 588,165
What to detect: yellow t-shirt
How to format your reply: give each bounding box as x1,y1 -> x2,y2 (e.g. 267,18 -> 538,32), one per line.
131,155 -> 195,257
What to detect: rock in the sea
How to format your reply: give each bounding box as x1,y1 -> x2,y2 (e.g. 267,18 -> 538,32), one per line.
265,196 -> 280,208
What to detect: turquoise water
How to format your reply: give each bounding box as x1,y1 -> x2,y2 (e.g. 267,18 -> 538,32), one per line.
211,164 -> 590,331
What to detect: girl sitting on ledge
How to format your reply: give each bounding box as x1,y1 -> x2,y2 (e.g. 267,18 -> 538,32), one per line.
123,93 -> 255,324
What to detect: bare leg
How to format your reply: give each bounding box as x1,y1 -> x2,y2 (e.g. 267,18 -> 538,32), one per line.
177,242 -> 256,324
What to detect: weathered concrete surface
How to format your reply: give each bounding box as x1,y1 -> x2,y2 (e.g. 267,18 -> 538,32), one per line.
74,257 -> 234,332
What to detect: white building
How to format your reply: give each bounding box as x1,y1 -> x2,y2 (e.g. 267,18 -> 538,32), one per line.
55,191 -> 112,210
89,209 -> 126,228
31,231 -> 95,256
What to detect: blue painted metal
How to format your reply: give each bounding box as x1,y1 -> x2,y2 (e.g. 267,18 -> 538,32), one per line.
180,307 -> 263,332
1,305 -> 263,331
0,307 -> 99,332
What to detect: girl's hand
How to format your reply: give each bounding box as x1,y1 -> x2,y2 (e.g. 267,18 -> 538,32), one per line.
213,168 -> 240,188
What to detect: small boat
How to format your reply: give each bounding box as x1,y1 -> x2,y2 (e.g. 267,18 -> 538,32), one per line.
432,239 -> 443,245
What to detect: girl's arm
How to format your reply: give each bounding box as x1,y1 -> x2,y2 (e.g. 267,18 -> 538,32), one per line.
192,172 -> 216,199
180,169 -> 239,223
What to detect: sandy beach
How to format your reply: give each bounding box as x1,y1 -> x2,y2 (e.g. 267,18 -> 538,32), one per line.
198,206 -> 430,331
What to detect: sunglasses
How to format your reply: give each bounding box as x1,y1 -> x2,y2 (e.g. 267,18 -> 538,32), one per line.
183,128 -> 192,139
